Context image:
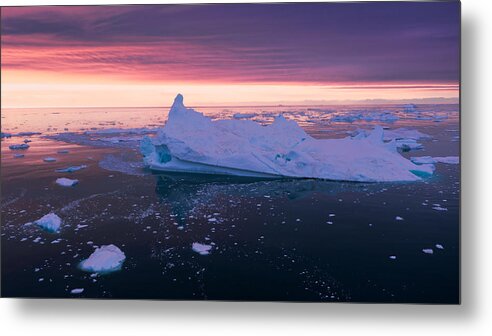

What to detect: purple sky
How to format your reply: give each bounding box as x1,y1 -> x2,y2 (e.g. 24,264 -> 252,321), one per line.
2,2 -> 460,86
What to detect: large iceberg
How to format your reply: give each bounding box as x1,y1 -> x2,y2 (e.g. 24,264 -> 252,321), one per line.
140,94 -> 434,182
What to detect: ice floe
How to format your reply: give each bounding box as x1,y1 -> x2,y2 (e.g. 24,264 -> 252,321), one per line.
192,242 -> 212,255
233,113 -> 256,119
9,144 -> 29,150
79,244 -> 126,273
56,177 -> 79,187
34,213 -> 62,233
43,157 -> 57,162
56,165 -> 87,173
70,288 -> 84,294
411,156 -> 459,165
140,94 -> 434,182
422,249 -> 434,254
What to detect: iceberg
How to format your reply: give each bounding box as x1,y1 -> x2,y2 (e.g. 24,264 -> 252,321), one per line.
34,213 -> 62,233
79,244 -> 126,273
140,94 -> 434,182
56,177 -> 79,187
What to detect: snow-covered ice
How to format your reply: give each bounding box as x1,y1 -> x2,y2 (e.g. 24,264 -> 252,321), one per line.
79,244 -> 126,273
56,165 -> 87,173
56,177 -> 79,187
140,94 -> 434,182
34,213 -> 62,233
192,242 -> 213,255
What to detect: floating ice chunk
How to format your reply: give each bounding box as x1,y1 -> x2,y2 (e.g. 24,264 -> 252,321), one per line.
432,206 -> 448,211
70,288 -> 84,294
434,156 -> 459,164
233,113 -> 256,119
192,242 -> 212,255
57,150 -> 70,154
411,156 -> 459,165
16,132 -> 41,136
79,244 -> 126,273
43,157 -> 57,162
422,249 -> 434,254
389,255 -> 397,260
13,154 -> 25,158
435,244 -> 444,250
9,144 -> 29,150
410,156 -> 435,165
395,216 -> 404,221
34,213 -> 62,233
403,104 -> 417,113
395,139 -> 423,151
1,132 -> 12,138
56,177 -> 79,187
56,165 -> 87,173
141,94 -> 433,182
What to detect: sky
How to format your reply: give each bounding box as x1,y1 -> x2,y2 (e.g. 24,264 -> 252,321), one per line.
1,2 -> 460,107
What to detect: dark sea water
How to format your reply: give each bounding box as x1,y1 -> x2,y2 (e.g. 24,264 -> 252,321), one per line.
1,104 -> 459,302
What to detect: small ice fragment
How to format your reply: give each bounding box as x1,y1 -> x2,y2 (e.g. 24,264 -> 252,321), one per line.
79,244 -> 126,273
43,157 -> 56,162
56,165 -> 87,173
9,144 -> 29,150
422,248 -> 434,254
208,218 -> 217,222
57,150 -> 70,154
192,242 -> 212,255
389,255 -> 397,260
56,177 -> 79,187
70,288 -> 84,294
432,206 -> 448,211
34,213 -> 62,233
13,154 -> 25,158
435,244 -> 444,250
395,216 -> 404,221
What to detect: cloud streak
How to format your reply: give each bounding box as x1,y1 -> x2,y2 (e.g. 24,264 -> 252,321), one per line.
1,2 -> 460,86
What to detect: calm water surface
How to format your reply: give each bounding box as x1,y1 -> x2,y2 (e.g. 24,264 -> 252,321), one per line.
1,104 -> 459,302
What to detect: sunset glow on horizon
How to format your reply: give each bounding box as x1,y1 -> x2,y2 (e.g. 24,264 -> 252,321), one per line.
1,2 -> 460,108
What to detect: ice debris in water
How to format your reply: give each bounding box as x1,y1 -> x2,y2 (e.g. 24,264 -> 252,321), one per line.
435,244 -> 444,250
34,213 -> 62,233
57,150 -> 70,154
233,113 -> 256,119
79,244 -> 126,273
13,154 -> 25,158
395,216 -> 404,221
422,249 -> 434,254
192,242 -> 212,255
43,157 -> 57,162
56,165 -> 87,173
70,288 -> 84,294
389,255 -> 397,260
140,94 -> 434,182
56,177 -> 79,187
411,156 -> 459,165
9,144 -> 29,150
